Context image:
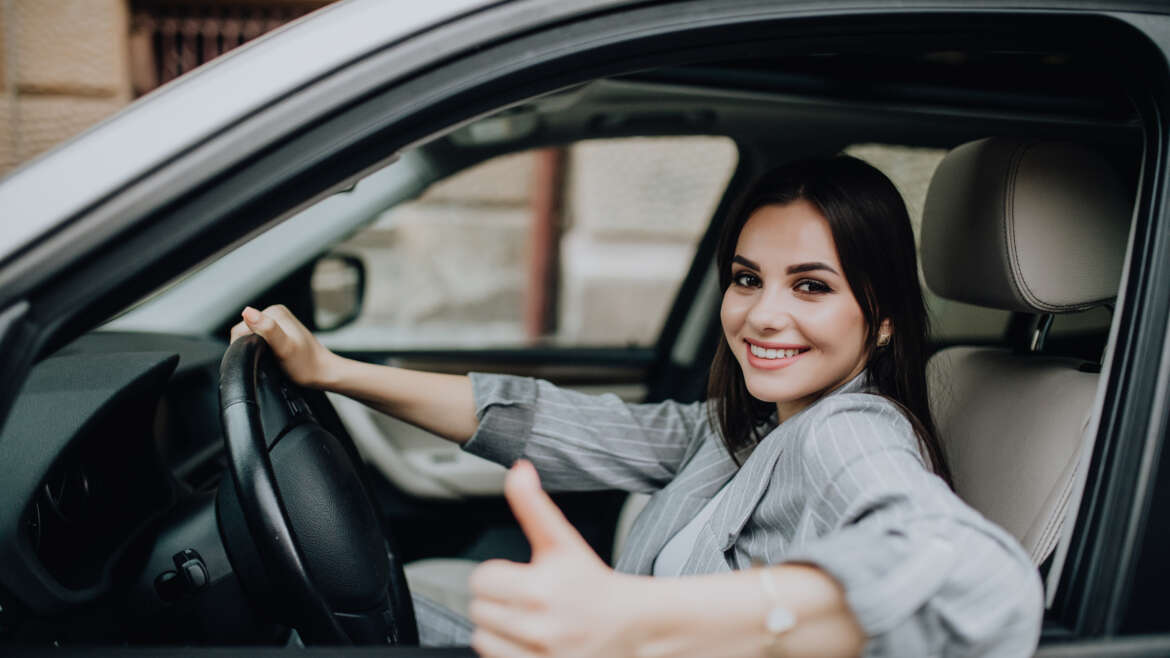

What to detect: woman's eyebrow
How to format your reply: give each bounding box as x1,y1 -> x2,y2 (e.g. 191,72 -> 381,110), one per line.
787,262 -> 840,276
732,255 -> 760,270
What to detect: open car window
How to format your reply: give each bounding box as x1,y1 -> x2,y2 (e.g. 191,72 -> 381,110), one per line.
314,136 -> 738,351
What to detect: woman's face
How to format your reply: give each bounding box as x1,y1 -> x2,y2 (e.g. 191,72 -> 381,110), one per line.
720,200 -> 880,421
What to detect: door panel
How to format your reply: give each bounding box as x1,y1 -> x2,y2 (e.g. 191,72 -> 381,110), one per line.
331,393 -> 503,499
333,354 -> 652,500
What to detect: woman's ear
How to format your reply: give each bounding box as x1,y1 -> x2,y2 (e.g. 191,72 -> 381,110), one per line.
877,319 -> 893,347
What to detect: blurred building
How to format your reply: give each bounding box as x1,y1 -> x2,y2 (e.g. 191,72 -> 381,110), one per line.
0,0 -> 326,176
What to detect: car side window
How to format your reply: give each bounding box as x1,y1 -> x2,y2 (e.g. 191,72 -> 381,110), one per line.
845,143 -> 1013,342
314,137 -> 738,350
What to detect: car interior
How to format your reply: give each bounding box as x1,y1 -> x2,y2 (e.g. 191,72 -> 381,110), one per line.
0,9 -> 1153,650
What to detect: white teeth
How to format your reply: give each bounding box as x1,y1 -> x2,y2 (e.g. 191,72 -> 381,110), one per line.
749,345 -> 803,359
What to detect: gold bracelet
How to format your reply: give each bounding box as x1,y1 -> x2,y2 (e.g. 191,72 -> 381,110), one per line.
760,568 -> 797,656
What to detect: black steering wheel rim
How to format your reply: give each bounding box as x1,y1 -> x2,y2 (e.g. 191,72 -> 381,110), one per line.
217,334 -> 418,645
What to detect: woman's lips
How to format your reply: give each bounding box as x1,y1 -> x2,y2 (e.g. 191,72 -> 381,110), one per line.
744,339 -> 808,370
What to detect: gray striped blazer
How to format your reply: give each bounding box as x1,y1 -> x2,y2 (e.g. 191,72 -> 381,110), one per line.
461,371 -> 1044,657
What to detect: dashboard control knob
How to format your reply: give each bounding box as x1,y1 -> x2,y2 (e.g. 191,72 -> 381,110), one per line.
181,560 -> 208,589
171,548 -> 210,593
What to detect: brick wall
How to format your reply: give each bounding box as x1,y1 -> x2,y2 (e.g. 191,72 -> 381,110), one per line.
1,0 -> 132,176
0,0 -> 329,178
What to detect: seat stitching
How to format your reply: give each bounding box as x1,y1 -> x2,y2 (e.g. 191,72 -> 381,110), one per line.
1033,464 -> 1076,564
1004,141 -> 1046,312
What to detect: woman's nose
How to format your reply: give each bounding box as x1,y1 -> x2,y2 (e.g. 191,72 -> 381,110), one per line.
745,291 -> 794,333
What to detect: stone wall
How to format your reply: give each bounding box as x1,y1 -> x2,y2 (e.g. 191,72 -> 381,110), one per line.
0,0 -> 330,178
0,0 -> 133,176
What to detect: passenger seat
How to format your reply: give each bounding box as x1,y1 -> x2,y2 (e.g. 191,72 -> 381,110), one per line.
920,138 -> 1131,564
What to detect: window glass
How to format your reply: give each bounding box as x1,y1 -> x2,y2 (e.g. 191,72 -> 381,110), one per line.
317,137 -> 738,349
845,143 -> 1012,342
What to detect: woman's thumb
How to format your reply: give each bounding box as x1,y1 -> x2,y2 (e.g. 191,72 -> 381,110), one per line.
505,460 -> 590,558
241,307 -> 287,353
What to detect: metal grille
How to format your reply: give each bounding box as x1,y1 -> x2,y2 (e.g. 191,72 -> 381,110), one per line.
129,3 -> 329,95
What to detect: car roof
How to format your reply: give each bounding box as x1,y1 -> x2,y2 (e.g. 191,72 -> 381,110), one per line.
0,0 -> 1148,270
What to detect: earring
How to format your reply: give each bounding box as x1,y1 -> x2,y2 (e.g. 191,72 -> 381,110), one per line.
877,332 -> 891,347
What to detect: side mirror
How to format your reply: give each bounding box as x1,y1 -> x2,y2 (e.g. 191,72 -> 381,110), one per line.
311,253 -> 366,332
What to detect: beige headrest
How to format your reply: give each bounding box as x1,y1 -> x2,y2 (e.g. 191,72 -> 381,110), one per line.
921,138 -> 1131,313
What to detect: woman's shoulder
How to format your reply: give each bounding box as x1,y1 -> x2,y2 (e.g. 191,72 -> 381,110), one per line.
791,392 -> 926,473
800,390 -> 911,426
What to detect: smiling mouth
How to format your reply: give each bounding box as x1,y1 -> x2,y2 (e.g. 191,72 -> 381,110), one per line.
746,342 -> 810,360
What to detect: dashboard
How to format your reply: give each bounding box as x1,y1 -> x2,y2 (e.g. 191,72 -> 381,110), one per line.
0,329 -> 600,648
0,332 -> 241,642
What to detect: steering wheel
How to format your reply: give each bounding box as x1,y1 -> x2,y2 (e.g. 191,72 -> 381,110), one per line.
215,334 -> 418,645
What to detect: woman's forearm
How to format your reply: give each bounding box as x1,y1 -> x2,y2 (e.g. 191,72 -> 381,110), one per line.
321,355 -> 480,444
233,305 -> 481,443
469,463 -> 868,658
627,564 -> 865,658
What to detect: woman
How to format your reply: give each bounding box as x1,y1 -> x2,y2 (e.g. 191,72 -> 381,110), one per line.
231,156 -> 1043,656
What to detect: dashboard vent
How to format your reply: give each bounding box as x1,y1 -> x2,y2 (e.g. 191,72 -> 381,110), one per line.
41,459 -> 93,525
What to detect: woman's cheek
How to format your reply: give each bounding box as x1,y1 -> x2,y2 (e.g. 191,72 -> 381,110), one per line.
716,289 -> 753,330
720,291 -> 745,339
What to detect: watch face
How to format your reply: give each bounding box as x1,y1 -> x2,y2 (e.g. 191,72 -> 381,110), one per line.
766,607 -> 797,634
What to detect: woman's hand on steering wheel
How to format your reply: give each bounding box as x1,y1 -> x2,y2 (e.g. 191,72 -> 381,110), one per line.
230,305 -> 339,389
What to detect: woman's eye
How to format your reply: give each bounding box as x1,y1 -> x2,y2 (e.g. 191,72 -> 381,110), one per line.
794,279 -> 832,294
732,271 -> 761,288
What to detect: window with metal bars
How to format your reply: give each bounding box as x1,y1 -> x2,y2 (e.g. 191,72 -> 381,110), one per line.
128,2 -> 330,95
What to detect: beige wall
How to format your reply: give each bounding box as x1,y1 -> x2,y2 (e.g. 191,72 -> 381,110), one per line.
0,0 -> 332,178
1,0 -> 133,176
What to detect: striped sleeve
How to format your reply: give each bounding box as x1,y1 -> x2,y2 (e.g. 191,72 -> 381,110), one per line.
783,394 -> 1044,657
461,372 -> 711,493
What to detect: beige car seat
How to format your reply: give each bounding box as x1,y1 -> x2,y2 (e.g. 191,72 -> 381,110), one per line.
921,138 -> 1131,565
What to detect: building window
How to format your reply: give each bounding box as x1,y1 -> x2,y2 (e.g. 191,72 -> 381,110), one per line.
128,2 -> 329,96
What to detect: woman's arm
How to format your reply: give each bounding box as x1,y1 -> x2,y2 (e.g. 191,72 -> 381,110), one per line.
234,305 -> 711,493
778,395 -> 1044,655
231,305 -> 479,442
625,565 -> 865,658
469,461 -> 865,658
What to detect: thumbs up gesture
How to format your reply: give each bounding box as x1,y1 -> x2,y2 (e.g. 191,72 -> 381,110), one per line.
468,460 -> 647,657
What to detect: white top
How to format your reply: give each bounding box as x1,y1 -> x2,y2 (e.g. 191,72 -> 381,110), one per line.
652,480 -> 733,577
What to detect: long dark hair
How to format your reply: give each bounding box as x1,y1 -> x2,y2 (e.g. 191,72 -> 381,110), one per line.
706,155 -> 953,487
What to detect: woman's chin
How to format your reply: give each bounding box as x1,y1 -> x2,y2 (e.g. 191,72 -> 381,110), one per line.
744,381 -> 799,406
